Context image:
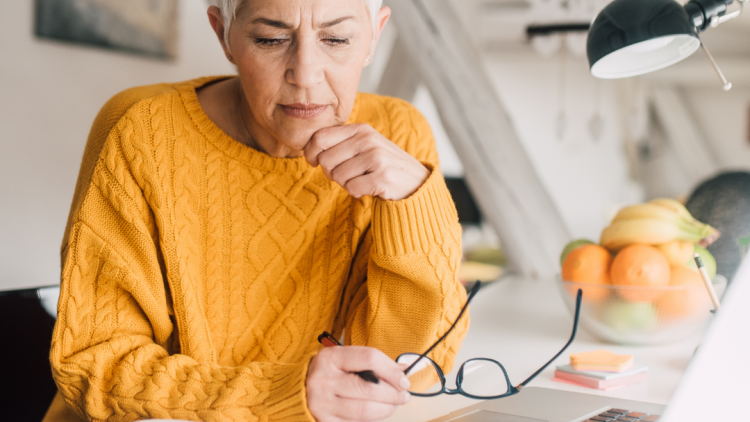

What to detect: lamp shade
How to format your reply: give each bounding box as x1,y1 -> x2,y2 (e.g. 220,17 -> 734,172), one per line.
587,0 -> 700,79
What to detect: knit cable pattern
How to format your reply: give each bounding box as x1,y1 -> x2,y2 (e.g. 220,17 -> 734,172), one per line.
49,77 -> 468,422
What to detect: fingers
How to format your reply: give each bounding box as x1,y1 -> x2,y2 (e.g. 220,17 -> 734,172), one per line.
305,124 -> 369,167
328,149 -> 378,188
307,124 -> 431,201
307,347 -> 413,422
344,173 -> 383,199
328,148 -> 400,198
318,136 -> 373,180
335,372 -> 411,405
333,346 -> 411,392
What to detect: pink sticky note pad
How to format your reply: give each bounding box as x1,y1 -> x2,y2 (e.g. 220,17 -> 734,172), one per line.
551,377 -> 626,391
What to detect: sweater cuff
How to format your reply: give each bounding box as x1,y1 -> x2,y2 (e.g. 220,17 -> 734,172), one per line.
265,353 -> 317,422
372,163 -> 460,257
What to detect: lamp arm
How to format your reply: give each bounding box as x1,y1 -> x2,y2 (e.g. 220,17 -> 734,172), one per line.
684,0 -> 744,91
695,30 -> 733,91
709,0 -> 745,28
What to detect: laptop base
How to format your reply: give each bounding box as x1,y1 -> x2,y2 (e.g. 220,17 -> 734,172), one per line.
427,387 -> 666,422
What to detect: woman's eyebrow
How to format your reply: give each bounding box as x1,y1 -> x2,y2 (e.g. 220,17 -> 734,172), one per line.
319,16 -> 355,28
252,17 -> 291,29
250,16 -> 355,30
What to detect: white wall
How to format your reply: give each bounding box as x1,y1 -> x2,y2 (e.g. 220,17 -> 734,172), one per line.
411,85 -> 465,178
638,86 -> 750,200
683,87 -> 750,172
483,51 -> 644,241
0,0 -> 234,291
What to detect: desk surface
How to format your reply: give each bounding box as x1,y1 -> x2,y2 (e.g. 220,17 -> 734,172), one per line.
386,276 -> 702,422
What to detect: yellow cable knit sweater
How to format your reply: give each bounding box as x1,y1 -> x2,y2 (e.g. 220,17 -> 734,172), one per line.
47,76 -> 468,422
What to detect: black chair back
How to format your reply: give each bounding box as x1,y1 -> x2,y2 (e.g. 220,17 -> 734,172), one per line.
0,288 -> 58,422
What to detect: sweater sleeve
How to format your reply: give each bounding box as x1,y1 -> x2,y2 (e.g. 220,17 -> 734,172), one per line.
50,118 -> 315,422
342,103 -> 468,375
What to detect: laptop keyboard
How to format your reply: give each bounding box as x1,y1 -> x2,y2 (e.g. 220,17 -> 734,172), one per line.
584,408 -> 660,422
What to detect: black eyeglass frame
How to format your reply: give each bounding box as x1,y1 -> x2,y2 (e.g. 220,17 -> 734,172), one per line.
398,282 -> 583,399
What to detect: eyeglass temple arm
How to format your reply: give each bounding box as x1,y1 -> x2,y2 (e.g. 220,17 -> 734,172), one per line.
516,288 -> 582,390
404,281 -> 481,376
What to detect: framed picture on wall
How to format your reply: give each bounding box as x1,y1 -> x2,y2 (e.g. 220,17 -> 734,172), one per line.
34,0 -> 178,60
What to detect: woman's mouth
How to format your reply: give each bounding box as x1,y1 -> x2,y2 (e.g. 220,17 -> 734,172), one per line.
280,103 -> 328,119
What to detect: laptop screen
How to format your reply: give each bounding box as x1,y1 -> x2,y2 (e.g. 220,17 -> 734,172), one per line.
660,255 -> 750,421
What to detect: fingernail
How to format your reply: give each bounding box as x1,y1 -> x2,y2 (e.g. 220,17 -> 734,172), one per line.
400,376 -> 411,390
402,391 -> 411,403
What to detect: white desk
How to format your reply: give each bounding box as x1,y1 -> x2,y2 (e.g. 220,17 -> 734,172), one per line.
386,276 -> 703,422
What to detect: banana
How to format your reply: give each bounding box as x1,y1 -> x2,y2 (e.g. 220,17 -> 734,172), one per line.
648,198 -> 720,244
612,200 -> 719,242
600,218 -> 686,251
649,198 -> 699,224
601,199 -> 722,252
612,203 -> 687,225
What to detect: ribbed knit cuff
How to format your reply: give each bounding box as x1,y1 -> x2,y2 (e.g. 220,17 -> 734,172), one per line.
265,353 -> 317,422
372,163 -> 460,257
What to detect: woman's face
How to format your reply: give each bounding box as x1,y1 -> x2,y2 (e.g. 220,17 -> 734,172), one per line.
223,0 -> 384,154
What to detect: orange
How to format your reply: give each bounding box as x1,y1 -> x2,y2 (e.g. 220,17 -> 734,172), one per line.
657,265 -> 710,318
656,240 -> 694,266
611,244 -> 671,302
562,244 -> 612,301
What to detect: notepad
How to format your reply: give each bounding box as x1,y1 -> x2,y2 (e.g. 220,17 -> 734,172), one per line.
552,371 -> 648,391
556,364 -> 648,380
570,350 -> 634,373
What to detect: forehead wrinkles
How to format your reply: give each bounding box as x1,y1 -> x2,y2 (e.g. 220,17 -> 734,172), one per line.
242,0 -> 369,29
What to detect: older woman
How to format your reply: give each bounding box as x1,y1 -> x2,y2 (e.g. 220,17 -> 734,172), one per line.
45,0 -> 468,421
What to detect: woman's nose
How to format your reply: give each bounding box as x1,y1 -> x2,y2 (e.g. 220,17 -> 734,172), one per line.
286,38 -> 325,89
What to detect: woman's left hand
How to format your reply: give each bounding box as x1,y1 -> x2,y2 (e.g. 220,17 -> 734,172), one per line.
304,124 -> 431,201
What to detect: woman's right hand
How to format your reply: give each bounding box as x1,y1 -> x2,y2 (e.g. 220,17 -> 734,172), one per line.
306,346 -> 412,422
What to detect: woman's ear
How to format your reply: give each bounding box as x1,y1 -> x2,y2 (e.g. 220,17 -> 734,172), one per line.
365,7 -> 392,66
207,6 -> 236,65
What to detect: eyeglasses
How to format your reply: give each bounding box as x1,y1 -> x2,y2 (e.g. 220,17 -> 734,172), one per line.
396,282 -> 582,399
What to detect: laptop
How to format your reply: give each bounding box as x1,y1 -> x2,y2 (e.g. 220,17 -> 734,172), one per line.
428,255 -> 750,422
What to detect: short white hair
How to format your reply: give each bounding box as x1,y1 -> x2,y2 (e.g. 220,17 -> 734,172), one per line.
207,0 -> 383,46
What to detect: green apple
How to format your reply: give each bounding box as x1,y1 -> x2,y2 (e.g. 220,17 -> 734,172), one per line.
560,239 -> 595,266
603,299 -> 658,333
686,244 -> 717,280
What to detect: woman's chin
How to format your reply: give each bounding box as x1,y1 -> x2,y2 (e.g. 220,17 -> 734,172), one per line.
276,123 -> 335,152
273,109 -> 343,145
272,130 -> 317,154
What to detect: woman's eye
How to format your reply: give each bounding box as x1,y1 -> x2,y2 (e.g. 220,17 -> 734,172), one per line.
323,38 -> 350,46
254,37 -> 287,46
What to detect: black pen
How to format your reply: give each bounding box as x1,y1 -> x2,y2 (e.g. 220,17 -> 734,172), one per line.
317,331 -> 380,384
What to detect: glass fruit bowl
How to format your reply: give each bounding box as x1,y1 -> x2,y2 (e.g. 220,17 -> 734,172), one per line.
557,276 -> 726,345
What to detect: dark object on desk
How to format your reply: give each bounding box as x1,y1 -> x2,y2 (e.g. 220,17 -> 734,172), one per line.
0,288 -> 58,422
686,171 -> 750,281
445,177 -> 482,225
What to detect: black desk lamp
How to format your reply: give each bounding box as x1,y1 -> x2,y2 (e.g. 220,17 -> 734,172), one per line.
587,0 -> 746,90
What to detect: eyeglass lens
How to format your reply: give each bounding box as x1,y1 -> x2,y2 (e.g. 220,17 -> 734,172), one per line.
396,353 -> 444,395
458,359 -> 510,398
